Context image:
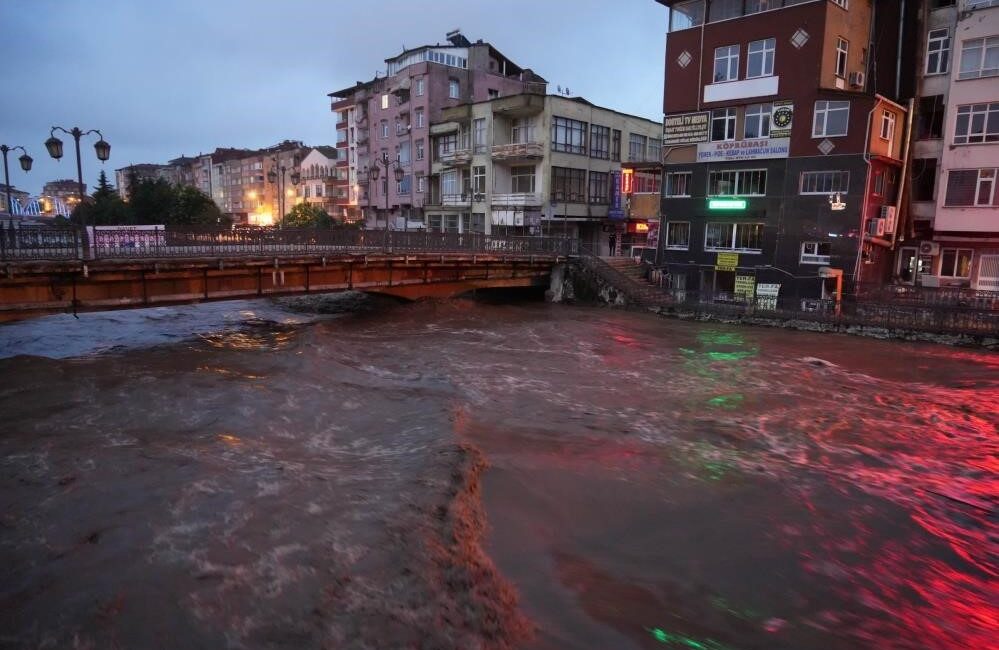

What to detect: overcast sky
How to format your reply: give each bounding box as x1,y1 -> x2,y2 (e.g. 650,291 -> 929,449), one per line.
1,0 -> 666,195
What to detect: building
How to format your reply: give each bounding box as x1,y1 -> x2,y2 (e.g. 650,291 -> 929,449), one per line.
210,141 -> 308,225
909,0 -> 999,291
39,179 -> 83,216
328,30 -> 547,229
0,184 -> 30,215
426,93 -> 662,252
653,0 -> 919,305
115,163 -> 177,200
296,146 -> 342,218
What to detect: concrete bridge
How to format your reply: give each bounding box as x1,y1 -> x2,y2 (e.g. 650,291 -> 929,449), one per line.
0,227 -> 575,321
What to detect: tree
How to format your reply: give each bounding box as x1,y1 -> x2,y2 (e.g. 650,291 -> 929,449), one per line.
281,203 -> 333,228
169,185 -> 229,225
127,177 -> 174,225
70,170 -> 130,226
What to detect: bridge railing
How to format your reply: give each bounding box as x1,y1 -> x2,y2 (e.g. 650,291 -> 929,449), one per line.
0,225 -> 578,261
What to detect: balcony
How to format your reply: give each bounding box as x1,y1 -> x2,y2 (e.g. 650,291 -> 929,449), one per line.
490,94 -> 545,117
442,193 -> 472,208
491,192 -> 543,207
491,141 -> 544,162
438,148 -> 473,166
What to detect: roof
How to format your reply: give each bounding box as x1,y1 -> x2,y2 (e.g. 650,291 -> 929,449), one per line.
312,145 -> 339,158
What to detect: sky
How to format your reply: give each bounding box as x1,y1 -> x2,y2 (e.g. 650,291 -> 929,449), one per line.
0,0 -> 667,196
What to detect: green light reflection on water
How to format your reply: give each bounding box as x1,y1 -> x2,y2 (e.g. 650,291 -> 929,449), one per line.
649,627 -> 732,650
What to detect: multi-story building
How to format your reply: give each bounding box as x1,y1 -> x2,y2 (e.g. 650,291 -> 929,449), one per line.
297,146 -> 341,217
909,0 -> 999,291
115,163 -> 176,200
200,141 -> 307,225
653,0 -> 919,304
1,184 -> 30,216
328,30 -> 547,230
426,93 -> 662,251
40,179 -> 83,214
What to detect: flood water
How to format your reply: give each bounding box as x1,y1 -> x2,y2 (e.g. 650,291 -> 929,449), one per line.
1,296 -> 996,649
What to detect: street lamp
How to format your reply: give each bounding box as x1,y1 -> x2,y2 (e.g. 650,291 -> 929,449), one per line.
1,144 -> 32,218
366,151 -> 404,233
268,156 -> 301,227
45,126 -> 110,233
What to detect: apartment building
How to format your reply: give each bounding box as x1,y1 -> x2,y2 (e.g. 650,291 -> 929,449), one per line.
199,141 -> 307,225
296,146 -> 341,217
114,163 -> 176,201
327,30 -> 547,230
425,93 -> 662,252
654,0 -> 918,303
909,0 -> 999,291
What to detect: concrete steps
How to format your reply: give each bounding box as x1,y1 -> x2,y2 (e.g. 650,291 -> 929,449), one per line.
596,256 -> 671,308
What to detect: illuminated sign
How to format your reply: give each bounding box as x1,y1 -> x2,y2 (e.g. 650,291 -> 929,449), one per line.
634,222 -> 648,233
621,168 -> 634,194
708,198 -> 747,210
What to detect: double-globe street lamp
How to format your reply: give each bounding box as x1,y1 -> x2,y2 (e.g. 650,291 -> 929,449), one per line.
1,144 -> 33,217
44,126 -> 111,232
365,151 -> 404,234
267,157 -> 301,226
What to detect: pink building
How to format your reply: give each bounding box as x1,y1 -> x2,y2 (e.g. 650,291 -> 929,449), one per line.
328,30 -> 546,229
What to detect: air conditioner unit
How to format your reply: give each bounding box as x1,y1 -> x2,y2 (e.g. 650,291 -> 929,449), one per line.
867,217 -> 885,237
849,71 -> 866,87
880,205 -> 897,232
919,241 -> 940,256
472,193 -> 484,202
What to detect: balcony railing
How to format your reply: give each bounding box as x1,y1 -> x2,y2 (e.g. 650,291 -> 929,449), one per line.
441,193 -> 472,207
491,142 -> 544,161
491,192 -> 543,207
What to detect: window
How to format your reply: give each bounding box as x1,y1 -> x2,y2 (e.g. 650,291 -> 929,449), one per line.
940,249 -> 973,278
880,110 -> 896,142
488,88 -> 499,99
381,121 -> 389,138
747,38 -> 775,78
381,94 -> 389,110
445,214 -> 459,233
926,28 -> 950,75
705,222 -> 764,252
670,0 -> 704,31
590,125 -> 610,159
472,166 -> 486,195
415,108 -> 425,128
416,174 -> 425,193
744,103 -> 772,139
512,118 -> 535,144
511,166 -> 536,194
813,100 -> 850,137
918,95 -> 945,139
835,38 -> 849,78
959,36 -> 999,79
911,159 -> 936,202
967,0 -> 999,8
437,133 -> 458,158
611,129 -> 622,161
665,222 -> 690,249
708,169 -> 767,196
449,79 -> 460,99
954,103 -> 999,144
945,168 -> 998,206
415,139 -> 425,160
873,171 -> 885,195
471,213 -> 486,233
711,108 -> 737,141
415,77 -> 425,96
799,170 -> 849,194
552,167 -> 586,202
665,171 -> 692,197
441,170 -> 460,197
830,0 -> 848,7
648,138 -> 661,163
588,171 -> 609,204
427,214 -> 443,232
800,242 -> 832,265
552,117 -> 587,154
628,134 -> 648,161
473,119 -> 487,152
398,141 -> 411,165
397,175 -> 411,195
633,171 -> 661,194
714,45 -> 740,82
709,0 -> 742,22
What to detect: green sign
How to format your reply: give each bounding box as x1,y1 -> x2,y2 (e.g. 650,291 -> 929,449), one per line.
708,198 -> 747,210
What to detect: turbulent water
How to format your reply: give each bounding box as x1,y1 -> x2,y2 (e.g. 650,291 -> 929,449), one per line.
0,295 -> 996,649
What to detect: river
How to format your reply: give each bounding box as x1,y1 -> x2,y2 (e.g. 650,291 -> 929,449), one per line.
0,295 -> 996,649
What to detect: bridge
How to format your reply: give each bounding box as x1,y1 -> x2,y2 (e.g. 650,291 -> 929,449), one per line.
0,226 -> 576,321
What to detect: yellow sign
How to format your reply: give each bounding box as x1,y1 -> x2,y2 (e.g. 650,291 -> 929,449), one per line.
735,275 -> 756,297
715,252 -> 739,271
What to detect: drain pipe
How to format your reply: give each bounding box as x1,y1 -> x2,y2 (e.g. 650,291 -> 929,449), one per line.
892,98 -> 916,248
896,0 -> 906,100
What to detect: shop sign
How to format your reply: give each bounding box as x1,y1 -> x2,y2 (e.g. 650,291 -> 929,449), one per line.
696,137 -> 790,162
608,171 -> 624,219
735,275 -> 756,298
769,100 -> 794,138
715,252 -> 739,271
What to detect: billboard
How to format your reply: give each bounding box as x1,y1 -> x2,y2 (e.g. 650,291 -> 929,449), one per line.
769,101 -> 794,138
663,111 -> 710,146
608,171 -> 624,219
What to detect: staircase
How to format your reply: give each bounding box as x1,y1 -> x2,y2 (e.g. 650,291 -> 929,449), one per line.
576,248 -> 672,309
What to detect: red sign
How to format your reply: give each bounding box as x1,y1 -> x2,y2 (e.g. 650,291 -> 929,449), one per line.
621,168 -> 634,194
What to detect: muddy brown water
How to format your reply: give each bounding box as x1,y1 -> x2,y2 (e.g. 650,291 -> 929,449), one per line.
1,298 -> 996,649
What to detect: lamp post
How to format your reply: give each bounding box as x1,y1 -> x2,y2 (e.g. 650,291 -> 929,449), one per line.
365,151 -> 404,234
44,126 -> 110,231
1,145 -> 33,217
267,156 -> 301,227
